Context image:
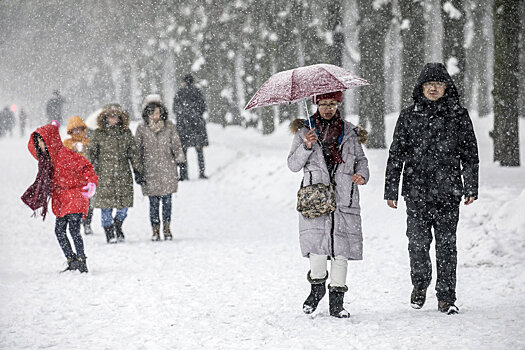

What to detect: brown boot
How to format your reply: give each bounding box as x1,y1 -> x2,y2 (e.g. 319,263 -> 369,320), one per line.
151,224 -> 160,241
163,221 -> 172,240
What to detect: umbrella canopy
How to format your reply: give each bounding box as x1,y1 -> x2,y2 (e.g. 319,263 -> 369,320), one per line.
244,63 -> 370,110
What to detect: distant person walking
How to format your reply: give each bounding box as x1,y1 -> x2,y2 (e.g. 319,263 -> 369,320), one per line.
19,108 -> 27,137
136,100 -> 185,241
0,106 -> 15,137
384,63 -> 479,315
46,90 -> 66,125
172,74 -> 208,180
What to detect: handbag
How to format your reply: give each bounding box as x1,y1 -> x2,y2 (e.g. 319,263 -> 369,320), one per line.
296,171 -> 336,219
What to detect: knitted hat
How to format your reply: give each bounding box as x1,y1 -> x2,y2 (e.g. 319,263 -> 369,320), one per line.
312,91 -> 343,104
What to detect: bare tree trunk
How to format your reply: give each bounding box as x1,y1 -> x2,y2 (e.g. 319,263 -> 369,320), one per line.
441,0 -> 466,103
492,0 -> 521,166
357,0 -> 392,148
327,0 -> 345,67
399,0 -> 425,109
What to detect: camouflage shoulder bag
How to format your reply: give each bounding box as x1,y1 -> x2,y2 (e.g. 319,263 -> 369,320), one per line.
296,171 -> 336,219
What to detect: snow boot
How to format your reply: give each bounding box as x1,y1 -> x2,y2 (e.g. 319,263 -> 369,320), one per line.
83,222 -> 93,235
303,270 -> 328,314
104,224 -> 117,244
114,219 -> 125,242
410,287 -> 427,309
151,224 -> 161,241
163,222 -> 172,240
328,285 -> 350,318
438,300 -> 459,315
77,257 -> 88,273
61,255 -> 80,272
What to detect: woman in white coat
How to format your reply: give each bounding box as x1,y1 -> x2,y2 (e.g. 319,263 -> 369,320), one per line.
288,91 -> 369,318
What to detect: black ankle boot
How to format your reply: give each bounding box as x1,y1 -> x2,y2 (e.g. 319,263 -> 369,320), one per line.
77,257 -> 88,273
61,255 -> 79,272
114,219 -> 125,242
303,271 -> 328,314
329,285 -> 350,318
104,224 -> 116,244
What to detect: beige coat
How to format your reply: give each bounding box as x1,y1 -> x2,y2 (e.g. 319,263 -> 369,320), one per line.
135,120 -> 185,196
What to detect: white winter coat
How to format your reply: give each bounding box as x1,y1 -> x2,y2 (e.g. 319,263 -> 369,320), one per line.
287,120 -> 369,260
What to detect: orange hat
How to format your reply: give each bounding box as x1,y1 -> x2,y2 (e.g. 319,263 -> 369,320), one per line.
312,91 -> 343,104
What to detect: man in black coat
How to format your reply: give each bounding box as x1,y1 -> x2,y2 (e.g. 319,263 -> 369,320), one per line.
46,90 -> 65,125
384,63 -> 479,315
172,74 -> 208,180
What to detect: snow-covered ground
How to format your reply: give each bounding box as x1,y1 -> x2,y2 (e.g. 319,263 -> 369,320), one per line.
1,113 -> 524,349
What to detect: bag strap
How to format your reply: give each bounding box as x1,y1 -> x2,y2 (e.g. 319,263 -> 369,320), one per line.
300,171 -> 313,188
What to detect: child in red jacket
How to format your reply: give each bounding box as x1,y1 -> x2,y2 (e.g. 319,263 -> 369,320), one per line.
21,121 -> 98,273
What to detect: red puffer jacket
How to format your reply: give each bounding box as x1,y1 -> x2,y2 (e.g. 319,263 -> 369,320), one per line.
28,123 -> 98,218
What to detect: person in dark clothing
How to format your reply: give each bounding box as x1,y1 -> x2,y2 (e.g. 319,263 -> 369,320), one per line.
384,63 -> 479,315
172,74 -> 208,180
46,90 -> 66,125
19,108 -> 27,137
0,106 -> 15,137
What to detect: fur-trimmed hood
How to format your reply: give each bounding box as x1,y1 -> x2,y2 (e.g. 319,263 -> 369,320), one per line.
289,118 -> 368,144
96,106 -> 130,130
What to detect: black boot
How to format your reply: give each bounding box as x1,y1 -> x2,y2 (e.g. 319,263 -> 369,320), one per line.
303,270 -> 328,314
179,163 -> 188,181
77,257 -> 88,273
329,285 -> 350,318
114,219 -> 125,242
61,255 -> 79,272
104,224 -> 116,244
83,222 -> 93,235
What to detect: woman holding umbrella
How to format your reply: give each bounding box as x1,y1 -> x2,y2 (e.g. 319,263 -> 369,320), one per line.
288,91 -> 369,318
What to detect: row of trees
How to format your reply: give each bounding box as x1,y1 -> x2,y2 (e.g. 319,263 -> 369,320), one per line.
1,0 -> 523,165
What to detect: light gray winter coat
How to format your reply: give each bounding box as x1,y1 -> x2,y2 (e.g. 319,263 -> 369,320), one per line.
288,119 -> 369,260
135,120 -> 185,196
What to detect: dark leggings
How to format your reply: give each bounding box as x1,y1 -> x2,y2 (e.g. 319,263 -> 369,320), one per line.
55,213 -> 85,259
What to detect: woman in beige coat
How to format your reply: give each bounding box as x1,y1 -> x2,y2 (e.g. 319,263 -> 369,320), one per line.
135,100 -> 185,241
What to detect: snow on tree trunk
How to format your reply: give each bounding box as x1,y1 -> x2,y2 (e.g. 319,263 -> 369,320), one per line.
357,0 -> 392,149
492,0 -> 521,166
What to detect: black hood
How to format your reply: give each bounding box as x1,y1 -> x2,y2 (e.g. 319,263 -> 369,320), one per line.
412,62 -> 460,106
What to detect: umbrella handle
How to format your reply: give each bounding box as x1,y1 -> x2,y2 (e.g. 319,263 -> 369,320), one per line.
303,99 -> 311,129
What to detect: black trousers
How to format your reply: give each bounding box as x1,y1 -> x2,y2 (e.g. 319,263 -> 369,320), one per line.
405,199 -> 460,302
55,213 -> 85,260
179,146 -> 205,179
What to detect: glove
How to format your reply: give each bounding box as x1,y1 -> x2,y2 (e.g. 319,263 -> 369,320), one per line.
134,171 -> 146,186
82,182 -> 96,199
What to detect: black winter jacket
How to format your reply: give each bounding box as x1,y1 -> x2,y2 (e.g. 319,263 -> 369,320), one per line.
172,84 -> 208,148
384,63 -> 479,202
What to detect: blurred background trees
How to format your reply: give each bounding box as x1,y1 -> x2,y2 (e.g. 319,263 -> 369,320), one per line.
0,0 -> 522,164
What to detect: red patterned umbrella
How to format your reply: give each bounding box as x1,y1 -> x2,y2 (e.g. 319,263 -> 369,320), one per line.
244,63 -> 370,110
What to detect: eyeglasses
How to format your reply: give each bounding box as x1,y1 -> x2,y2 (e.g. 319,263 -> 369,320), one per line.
318,103 -> 339,109
423,82 -> 446,89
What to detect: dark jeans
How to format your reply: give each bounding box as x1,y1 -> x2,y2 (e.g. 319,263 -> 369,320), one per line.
179,146 -> 205,179
405,199 -> 460,302
149,195 -> 172,226
55,213 -> 85,259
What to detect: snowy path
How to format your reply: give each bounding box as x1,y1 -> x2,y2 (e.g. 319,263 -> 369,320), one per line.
1,118 -> 524,349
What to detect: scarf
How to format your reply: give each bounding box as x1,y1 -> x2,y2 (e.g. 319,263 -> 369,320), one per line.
21,154 -> 53,220
149,120 -> 165,133
313,111 -> 344,174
